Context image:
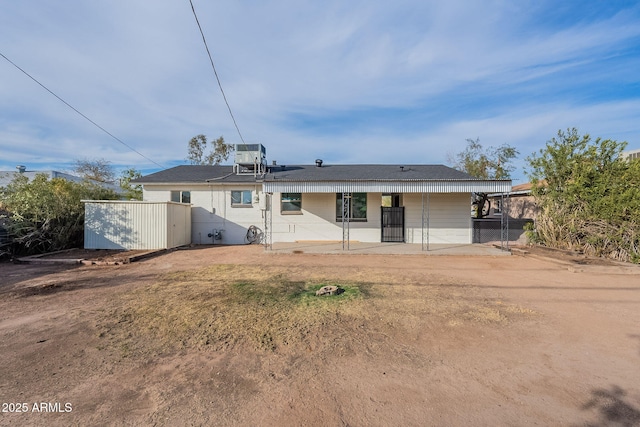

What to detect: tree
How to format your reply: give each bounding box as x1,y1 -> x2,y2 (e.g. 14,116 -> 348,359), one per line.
73,158 -> 116,183
449,138 -> 519,218
187,135 -> 234,165
0,173 -> 119,257
119,168 -> 143,200
526,128 -> 640,262
450,138 -> 519,179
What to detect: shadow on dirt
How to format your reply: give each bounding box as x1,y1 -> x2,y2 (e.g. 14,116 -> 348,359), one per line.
0,261 -> 80,288
0,262 -> 160,298
580,385 -> 640,427
13,281 -> 83,297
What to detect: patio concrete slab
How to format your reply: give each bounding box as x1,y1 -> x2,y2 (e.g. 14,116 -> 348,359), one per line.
267,241 -> 510,256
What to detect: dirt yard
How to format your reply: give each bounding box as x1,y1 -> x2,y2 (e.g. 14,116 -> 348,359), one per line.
0,245 -> 639,426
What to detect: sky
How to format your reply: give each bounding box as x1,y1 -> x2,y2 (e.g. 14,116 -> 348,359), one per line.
1,1 -> 639,183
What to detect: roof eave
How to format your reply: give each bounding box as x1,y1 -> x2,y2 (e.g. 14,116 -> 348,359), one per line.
263,179 -> 512,193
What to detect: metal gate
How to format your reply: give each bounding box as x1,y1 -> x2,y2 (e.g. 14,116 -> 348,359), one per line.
381,207 -> 405,242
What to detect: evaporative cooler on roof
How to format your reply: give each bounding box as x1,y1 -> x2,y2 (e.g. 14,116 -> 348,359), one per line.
234,144 -> 266,168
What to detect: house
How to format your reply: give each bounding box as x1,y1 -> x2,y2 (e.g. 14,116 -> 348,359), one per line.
488,182 -> 539,220
125,144 -> 511,248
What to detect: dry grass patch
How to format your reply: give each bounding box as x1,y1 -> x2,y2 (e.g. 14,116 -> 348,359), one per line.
98,265 -> 372,357
97,264 -> 537,358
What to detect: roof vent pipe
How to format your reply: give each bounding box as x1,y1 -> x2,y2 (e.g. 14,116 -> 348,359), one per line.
400,166 -> 405,172
315,159 -> 323,167
16,165 -> 26,173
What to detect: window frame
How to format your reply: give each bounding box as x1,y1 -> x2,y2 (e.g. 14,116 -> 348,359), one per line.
170,190 -> 191,203
280,192 -> 302,214
336,192 -> 367,222
231,190 -> 253,207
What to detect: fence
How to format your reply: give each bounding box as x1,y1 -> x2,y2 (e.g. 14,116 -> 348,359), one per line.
472,218 -> 533,244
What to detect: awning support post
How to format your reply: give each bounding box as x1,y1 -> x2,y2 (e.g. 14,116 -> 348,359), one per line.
422,193 -> 430,251
263,192 -> 273,251
500,193 -> 510,251
342,192 -> 351,251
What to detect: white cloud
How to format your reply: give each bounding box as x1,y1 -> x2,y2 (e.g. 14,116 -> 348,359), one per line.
0,0 -> 638,178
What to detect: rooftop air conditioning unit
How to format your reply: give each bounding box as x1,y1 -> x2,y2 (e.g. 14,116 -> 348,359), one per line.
234,144 -> 266,167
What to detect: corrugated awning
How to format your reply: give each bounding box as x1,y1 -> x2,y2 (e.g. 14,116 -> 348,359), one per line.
263,179 -> 512,193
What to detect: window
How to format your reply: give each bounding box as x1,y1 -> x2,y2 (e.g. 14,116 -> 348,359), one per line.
231,190 -> 252,206
336,193 -> 367,221
281,193 -> 302,213
171,190 -> 191,203
382,193 -> 401,207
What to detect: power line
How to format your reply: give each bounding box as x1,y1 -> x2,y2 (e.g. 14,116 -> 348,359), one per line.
188,0 -> 247,145
0,51 -> 164,169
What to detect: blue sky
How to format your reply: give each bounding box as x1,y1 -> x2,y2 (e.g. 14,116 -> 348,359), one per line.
1,0 -> 639,183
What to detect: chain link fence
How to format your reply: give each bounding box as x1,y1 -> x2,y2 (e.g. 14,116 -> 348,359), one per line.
472,218 -> 533,244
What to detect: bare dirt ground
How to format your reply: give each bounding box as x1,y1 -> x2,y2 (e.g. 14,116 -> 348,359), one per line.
0,245 -> 639,426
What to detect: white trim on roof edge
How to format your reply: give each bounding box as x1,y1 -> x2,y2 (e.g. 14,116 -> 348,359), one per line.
263,180 -> 512,193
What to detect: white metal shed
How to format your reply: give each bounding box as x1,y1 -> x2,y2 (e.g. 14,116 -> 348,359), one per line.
83,201 -> 191,250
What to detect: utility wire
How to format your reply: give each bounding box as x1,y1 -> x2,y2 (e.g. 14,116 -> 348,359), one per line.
0,51 -> 164,169
188,0 -> 247,145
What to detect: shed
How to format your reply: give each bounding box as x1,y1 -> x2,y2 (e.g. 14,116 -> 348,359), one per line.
83,201 -> 191,250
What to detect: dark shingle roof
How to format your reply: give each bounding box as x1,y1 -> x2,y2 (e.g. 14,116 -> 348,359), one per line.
265,164 -> 476,181
133,165 -> 254,184
133,164 -> 479,184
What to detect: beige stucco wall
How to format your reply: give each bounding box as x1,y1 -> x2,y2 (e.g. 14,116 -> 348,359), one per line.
142,185 -> 474,245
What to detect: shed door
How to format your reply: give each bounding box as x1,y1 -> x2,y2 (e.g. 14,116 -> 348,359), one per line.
381,207 -> 405,242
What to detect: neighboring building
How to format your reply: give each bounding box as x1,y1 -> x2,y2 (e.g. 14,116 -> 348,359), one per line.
121,145 -> 511,248
0,166 -> 85,187
623,148 -> 640,161
489,182 -> 539,220
0,165 -> 121,194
